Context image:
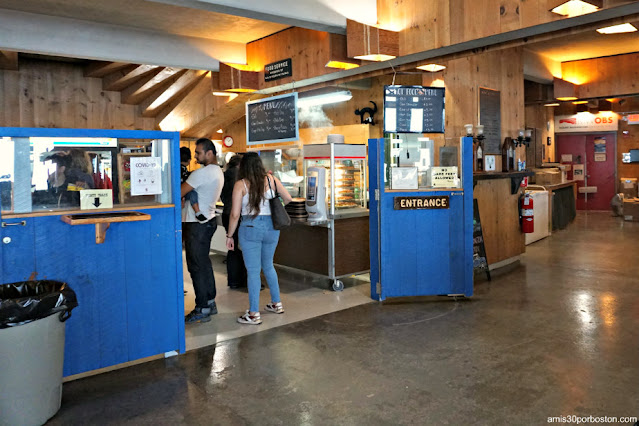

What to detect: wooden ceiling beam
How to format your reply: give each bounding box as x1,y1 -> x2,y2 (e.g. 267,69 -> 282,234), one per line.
141,69 -> 208,118
158,72 -> 216,132
121,67 -> 184,105
219,63 -> 259,92
102,64 -> 161,92
84,61 -> 132,78
0,51 -> 18,70
183,93 -> 265,138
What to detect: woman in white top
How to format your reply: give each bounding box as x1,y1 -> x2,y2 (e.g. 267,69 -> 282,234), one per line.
226,152 -> 292,325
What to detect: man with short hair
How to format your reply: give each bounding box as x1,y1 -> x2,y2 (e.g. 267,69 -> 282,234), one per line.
181,138 -> 224,323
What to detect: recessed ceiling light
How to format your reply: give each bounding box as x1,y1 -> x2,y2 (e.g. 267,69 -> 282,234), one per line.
212,92 -> 239,101
596,23 -> 638,34
544,103 -> 560,107
416,64 -> 446,72
557,97 -> 578,101
572,100 -> 588,104
325,61 -> 360,70
353,54 -> 396,62
550,0 -> 600,17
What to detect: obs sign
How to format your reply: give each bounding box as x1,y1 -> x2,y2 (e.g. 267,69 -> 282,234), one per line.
555,113 -> 619,133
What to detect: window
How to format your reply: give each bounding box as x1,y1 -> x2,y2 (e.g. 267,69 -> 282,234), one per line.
0,137 -> 173,214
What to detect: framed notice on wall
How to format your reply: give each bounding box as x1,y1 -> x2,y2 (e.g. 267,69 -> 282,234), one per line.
478,87 -> 501,154
246,93 -> 299,145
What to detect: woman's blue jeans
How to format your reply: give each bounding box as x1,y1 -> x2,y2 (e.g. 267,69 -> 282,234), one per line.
238,215 -> 281,312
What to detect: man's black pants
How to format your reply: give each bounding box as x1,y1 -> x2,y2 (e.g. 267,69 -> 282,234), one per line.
183,220 -> 217,308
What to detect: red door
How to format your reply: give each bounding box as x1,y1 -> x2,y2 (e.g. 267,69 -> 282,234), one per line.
584,134 -> 616,211
556,134 -> 616,211
556,135 -> 586,210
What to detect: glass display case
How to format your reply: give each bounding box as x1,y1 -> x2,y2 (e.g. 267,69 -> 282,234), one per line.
383,133 -> 464,191
255,147 -> 304,198
303,143 -> 367,216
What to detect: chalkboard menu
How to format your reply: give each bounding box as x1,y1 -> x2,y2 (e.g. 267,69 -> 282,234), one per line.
383,85 -> 445,134
473,198 -> 491,281
478,87 -> 501,154
246,93 -> 299,145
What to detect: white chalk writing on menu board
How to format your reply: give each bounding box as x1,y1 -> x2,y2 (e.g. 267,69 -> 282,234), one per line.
478,87 -> 501,154
383,85 -> 445,134
246,93 -> 299,145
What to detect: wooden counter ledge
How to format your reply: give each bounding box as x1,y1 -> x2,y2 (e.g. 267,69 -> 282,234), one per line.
61,211 -> 151,244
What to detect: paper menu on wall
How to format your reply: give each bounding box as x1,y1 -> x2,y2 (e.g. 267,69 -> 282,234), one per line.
130,156 -> 162,196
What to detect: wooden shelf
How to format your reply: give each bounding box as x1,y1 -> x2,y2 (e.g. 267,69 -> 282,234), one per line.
61,211 -> 151,244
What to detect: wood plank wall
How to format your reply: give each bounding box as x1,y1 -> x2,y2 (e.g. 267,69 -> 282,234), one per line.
422,47 -> 527,165
246,28 -> 334,90
561,52 -> 639,99
525,104 -> 556,164
0,58 -> 156,130
376,0 -> 559,56
222,74 -> 421,152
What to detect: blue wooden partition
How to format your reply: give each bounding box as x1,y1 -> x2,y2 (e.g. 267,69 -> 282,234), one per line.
368,137 -> 474,300
0,128 -> 185,376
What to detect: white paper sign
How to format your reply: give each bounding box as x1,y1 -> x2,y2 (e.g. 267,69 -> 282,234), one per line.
561,154 -> 573,163
594,153 -> 606,162
430,166 -> 459,188
130,157 -> 162,196
80,189 -> 113,210
391,167 -> 418,190
573,164 -> 585,181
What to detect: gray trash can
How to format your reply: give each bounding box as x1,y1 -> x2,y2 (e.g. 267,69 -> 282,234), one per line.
0,280 -> 77,426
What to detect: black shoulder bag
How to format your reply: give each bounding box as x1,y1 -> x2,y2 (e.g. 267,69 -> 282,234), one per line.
267,176 -> 291,230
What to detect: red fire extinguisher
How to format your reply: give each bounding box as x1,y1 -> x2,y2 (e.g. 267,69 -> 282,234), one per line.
520,193 -> 534,233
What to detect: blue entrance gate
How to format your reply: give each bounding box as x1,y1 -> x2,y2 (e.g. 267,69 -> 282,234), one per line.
368,137 -> 474,300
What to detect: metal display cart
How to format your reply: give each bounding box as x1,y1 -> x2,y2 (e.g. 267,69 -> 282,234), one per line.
302,143 -> 368,291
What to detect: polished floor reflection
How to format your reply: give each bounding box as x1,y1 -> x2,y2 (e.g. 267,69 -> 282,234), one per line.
49,212 -> 639,425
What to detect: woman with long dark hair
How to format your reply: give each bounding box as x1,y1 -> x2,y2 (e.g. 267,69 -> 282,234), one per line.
225,152 -> 292,325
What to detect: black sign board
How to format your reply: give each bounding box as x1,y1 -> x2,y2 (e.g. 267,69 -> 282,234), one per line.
478,87 -> 501,154
246,93 -> 299,145
394,196 -> 450,210
383,85 -> 445,134
473,198 -> 491,281
264,58 -> 292,82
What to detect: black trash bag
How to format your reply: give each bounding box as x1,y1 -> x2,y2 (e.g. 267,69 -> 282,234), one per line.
0,280 -> 78,328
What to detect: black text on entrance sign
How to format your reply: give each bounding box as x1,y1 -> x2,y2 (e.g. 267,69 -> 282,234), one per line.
393,196 -> 450,210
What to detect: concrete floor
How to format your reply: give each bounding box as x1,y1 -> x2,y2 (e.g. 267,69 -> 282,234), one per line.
49,212 -> 639,425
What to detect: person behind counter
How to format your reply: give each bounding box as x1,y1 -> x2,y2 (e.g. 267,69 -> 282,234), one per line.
181,138 -> 224,324
225,152 -> 292,325
221,154 -> 247,290
46,149 -> 94,207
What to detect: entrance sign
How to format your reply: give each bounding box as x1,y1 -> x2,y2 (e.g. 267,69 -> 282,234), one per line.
555,113 -> 618,133
394,195 -> 449,210
130,157 -> 162,195
80,189 -> 113,210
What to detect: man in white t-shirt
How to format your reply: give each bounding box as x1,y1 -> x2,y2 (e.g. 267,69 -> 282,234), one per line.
181,138 -> 224,323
